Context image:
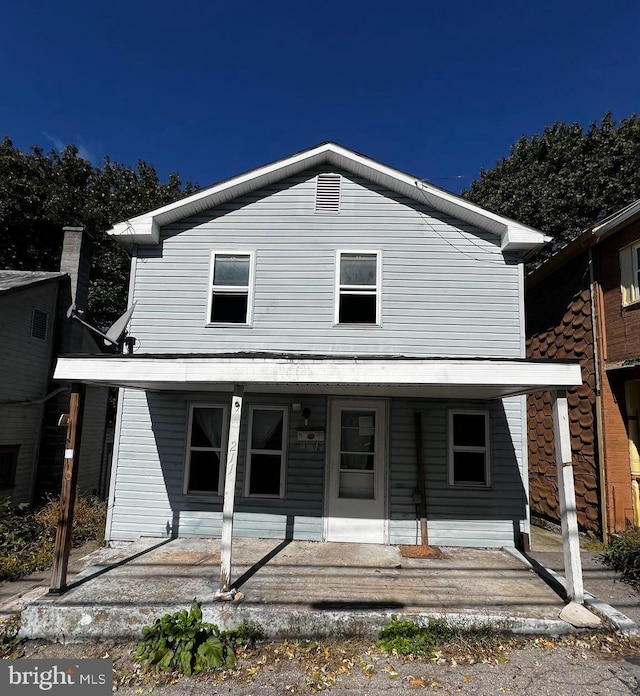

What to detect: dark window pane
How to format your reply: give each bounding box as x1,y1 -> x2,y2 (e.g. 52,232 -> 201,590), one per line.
340,410 -> 375,452
453,451 -> 486,484
249,453 -> 281,495
214,255 -> 250,286
211,293 -> 248,323
453,413 -> 486,447
0,446 -> 18,488
340,453 -> 374,470
190,408 -> 222,447
251,410 -> 284,450
188,451 -> 221,492
339,293 -> 376,323
340,255 -> 376,285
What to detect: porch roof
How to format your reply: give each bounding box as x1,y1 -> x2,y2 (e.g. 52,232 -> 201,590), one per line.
54,353 -> 582,399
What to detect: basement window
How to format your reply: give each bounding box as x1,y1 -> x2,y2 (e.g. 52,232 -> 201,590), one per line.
0,445 -> 19,488
336,251 -> 380,325
448,411 -> 490,487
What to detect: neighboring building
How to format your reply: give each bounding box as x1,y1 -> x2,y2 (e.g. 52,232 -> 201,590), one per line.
0,228 -> 111,504
54,143 -> 580,551
527,200 -> 640,538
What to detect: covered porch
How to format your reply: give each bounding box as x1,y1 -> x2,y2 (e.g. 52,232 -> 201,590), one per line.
51,353 -> 584,604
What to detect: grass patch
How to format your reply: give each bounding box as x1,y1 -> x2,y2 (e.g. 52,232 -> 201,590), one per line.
600,530 -> 640,591
377,615 -> 511,661
0,494 -> 106,582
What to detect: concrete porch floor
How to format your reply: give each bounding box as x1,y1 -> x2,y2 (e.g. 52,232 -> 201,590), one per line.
20,537 -> 580,642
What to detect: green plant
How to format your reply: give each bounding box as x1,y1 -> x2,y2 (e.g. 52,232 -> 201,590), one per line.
0,615 -> 23,658
600,530 -> 640,590
377,615 -> 508,658
134,601 -> 264,676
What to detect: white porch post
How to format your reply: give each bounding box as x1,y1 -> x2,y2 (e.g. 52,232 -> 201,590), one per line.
552,390 -> 584,604
219,385 -> 244,594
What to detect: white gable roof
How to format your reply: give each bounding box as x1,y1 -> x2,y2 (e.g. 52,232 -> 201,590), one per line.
108,142 -> 549,253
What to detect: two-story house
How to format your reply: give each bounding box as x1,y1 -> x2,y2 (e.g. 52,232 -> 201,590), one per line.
0,227 -> 111,505
53,144 -> 583,596
527,199 -> 640,538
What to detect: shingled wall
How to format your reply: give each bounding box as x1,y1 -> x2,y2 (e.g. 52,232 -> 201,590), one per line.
526,250 -> 600,535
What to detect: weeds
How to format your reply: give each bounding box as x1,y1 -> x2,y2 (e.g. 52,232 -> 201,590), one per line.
0,615 -> 23,658
377,615 -> 511,661
134,601 -> 265,676
0,494 -> 106,582
600,530 -> 640,590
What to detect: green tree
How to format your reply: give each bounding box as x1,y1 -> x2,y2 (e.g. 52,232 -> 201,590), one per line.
462,113 -> 640,262
0,138 -> 195,327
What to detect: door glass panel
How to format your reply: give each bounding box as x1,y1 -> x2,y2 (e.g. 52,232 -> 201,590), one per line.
338,410 -> 376,499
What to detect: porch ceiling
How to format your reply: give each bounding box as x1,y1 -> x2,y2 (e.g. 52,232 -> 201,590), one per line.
54,354 -> 582,400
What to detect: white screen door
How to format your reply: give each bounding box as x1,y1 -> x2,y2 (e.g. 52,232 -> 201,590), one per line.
325,399 -> 387,543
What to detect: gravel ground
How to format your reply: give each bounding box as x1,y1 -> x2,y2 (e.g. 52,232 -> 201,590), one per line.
14,633 -> 640,695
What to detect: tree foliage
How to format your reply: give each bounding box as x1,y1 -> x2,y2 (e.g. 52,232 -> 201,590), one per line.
0,137 -> 195,327
462,113 -> 640,262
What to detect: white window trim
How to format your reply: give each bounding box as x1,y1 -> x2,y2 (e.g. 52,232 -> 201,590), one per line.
183,403 -> 228,496
632,243 -> 640,302
448,409 -> 491,488
334,249 -> 382,326
244,405 -> 288,499
206,251 -> 255,326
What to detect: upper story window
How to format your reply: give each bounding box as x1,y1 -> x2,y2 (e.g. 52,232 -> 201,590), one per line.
208,252 -> 254,325
336,251 -> 381,325
448,410 -> 490,487
245,406 -> 287,498
184,404 -> 227,495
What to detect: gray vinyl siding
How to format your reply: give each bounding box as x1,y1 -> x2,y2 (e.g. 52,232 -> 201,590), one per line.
0,282 -> 58,502
110,389 -> 524,547
108,390 -> 326,542
77,386 -> 110,496
128,168 -> 521,358
388,395 -> 526,548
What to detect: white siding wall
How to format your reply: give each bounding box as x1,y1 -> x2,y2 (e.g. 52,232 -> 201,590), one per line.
128,168 -> 520,357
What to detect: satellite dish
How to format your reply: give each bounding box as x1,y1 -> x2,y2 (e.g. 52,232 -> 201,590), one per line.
67,301 -> 137,350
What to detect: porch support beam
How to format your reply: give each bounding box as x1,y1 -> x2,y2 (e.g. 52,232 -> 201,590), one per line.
49,383 -> 85,595
218,385 -> 244,595
552,390 -> 584,604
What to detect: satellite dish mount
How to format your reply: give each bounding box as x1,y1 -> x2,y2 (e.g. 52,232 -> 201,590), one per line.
67,302 -> 138,353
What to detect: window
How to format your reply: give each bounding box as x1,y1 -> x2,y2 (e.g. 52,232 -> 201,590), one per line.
0,445 -> 19,488
245,406 -> 287,498
184,405 -> 227,494
336,251 -> 380,324
448,411 -> 490,487
208,253 -> 254,324
620,242 -> 640,307
31,308 -> 48,340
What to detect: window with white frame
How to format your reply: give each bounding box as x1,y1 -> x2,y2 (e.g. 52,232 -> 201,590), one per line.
448,410 -> 490,487
208,253 -> 254,324
184,405 -> 227,494
336,251 -> 380,324
245,406 -> 287,497
619,242 -> 640,307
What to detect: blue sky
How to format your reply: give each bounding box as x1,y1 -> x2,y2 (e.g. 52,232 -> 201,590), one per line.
2,0 -> 639,194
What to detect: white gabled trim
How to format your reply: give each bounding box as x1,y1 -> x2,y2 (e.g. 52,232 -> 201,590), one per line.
108,143 -> 548,253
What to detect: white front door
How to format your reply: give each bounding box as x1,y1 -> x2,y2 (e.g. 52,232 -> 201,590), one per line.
325,399 -> 387,543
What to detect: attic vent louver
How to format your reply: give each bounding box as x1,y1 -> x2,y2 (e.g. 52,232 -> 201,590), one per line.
315,173 -> 341,214
31,308 -> 48,341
